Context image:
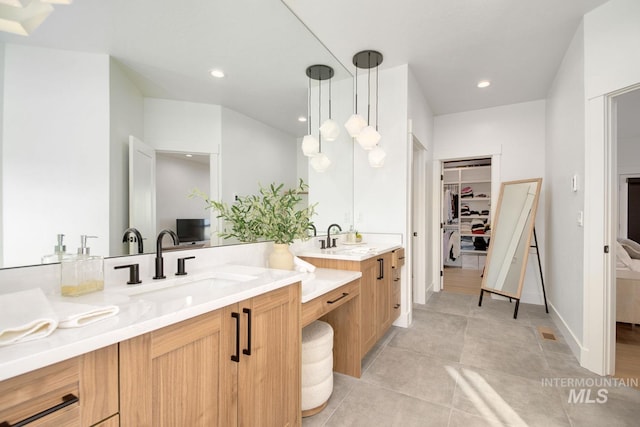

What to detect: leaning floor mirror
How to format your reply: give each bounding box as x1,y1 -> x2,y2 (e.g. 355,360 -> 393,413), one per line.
478,178 -> 547,318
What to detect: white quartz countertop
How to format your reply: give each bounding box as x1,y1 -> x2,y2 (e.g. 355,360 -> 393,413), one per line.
299,268 -> 362,303
296,242 -> 402,261
0,264 -> 307,381
0,264 -> 364,382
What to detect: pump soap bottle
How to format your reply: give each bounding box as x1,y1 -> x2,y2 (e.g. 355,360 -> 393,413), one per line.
61,235 -> 104,296
42,234 -> 70,263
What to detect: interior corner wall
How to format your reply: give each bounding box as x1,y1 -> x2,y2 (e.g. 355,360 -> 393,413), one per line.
109,59 -> 144,256
545,23 -> 586,346
353,64 -> 409,236
433,100 -> 547,304
220,107 -> 297,204
2,44 -> 110,266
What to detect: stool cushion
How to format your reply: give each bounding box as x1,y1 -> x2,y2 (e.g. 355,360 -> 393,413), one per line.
302,320 -> 333,364
302,353 -> 333,386
301,373 -> 333,411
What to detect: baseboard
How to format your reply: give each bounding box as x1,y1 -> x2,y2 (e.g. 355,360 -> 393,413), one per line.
393,309 -> 412,328
548,301 -> 584,362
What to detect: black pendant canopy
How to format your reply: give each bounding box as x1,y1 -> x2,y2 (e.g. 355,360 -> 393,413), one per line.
306,64 -> 334,81
352,50 -> 383,69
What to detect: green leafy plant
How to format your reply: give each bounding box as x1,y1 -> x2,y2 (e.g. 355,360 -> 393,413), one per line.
192,180 -> 316,245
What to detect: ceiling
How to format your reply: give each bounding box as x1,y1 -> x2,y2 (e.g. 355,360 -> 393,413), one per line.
0,0 -> 349,137
284,0 -> 610,115
0,0 -> 614,137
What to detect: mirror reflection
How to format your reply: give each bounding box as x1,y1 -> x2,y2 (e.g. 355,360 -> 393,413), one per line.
0,0 -> 353,269
480,178 -> 542,309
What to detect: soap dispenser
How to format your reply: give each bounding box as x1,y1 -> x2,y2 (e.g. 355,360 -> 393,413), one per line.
42,234 -> 71,263
60,235 -> 104,296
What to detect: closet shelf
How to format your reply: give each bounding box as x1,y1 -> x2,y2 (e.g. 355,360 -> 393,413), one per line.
460,179 -> 491,184
460,215 -> 490,219
460,197 -> 490,202
461,249 -> 488,255
460,233 -> 491,237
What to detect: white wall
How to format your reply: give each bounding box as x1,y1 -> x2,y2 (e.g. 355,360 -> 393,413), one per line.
0,43 -> 4,266
307,77 -> 354,232
156,154 -> 210,232
144,98 -> 222,154
584,0 -> 640,99
1,44 -> 110,266
545,23 -> 586,348
109,59 -> 144,256
220,107 -> 297,204
354,65 -> 409,235
618,137 -> 640,176
434,100 -> 547,304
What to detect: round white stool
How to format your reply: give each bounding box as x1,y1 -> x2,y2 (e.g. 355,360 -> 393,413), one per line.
301,320 -> 334,417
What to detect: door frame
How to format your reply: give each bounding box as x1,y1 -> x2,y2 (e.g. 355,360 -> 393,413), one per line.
584,83 -> 640,376
411,134 -> 428,305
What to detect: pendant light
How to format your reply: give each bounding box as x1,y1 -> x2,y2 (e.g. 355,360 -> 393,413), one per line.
353,50 -> 383,150
319,73 -> 340,141
344,63 -> 367,138
305,65 -> 333,173
301,72 -> 319,157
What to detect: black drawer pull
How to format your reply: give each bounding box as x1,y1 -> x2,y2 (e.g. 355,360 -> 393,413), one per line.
327,292 -> 349,304
394,304 -> 401,309
242,308 -> 252,356
377,258 -> 384,280
1,394 -> 79,427
231,312 -> 240,362
394,278 -> 400,282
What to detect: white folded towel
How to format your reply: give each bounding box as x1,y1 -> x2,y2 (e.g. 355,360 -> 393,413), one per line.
50,301 -> 119,328
294,256 -> 316,273
0,288 -> 58,346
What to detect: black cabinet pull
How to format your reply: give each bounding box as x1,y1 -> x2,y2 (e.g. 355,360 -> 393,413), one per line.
231,312 -> 240,362
394,278 -> 400,282
242,308 -> 252,356
394,304 -> 401,309
377,258 -> 384,280
0,393 -> 78,427
327,292 -> 349,304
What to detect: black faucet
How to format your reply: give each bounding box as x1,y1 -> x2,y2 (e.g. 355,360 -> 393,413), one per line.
153,229 -> 180,279
326,224 -> 342,248
122,227 -> 144,254
308,224 -> 317,237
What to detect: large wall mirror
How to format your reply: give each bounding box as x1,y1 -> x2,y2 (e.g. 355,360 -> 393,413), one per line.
0,0 -> 353,269
479,178 -> 544,317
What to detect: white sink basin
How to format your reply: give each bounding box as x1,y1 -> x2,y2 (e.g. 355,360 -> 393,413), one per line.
113,270 -> 258,297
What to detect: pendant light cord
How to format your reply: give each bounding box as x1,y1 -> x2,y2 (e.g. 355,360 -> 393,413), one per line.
329,77 -> 332,119
367,51 -> 371,126
318,77 -> 322,153
375,60 -> 379,131
354,65 -> 358,114
307,75 -> 311,134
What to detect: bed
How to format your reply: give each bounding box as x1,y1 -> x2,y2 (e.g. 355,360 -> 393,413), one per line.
616,240 -> 640,324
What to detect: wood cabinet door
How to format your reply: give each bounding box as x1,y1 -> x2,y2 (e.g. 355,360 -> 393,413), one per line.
360,257 -> 379,358
377,252 -> 393,335
236,284 -> 301,427
120,310 -> 224,427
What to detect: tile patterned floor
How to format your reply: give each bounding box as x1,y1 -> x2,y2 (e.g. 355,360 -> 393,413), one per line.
302,293 -> 640,427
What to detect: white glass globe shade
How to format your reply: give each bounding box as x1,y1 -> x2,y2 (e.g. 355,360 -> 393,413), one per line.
301,134 -> 319,157
310,153 -> 331,172
356,126 -> 381,150
368,146 -> 386,168
344,114 -> 367,138
320,119 -> 340,141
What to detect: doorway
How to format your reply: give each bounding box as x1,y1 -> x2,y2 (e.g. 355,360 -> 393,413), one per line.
612,88 -> 640,385
441,157 -> 492,295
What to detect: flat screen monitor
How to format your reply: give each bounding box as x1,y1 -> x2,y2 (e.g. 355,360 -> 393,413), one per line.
176,218 -> 210,243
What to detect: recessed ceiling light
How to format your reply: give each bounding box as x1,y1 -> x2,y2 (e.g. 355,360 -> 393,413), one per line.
210,69 -> 225,78
185,154 -> 193,158
298,116 -> 307,122
477,80 -> 491,88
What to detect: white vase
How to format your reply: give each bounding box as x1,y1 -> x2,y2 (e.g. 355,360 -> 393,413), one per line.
269,243 -> 294,270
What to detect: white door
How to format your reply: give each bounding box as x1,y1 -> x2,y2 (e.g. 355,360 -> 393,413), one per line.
129,135 -> 156,254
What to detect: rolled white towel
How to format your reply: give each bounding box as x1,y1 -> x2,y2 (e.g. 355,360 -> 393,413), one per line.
294,256 -> 316,273
50,301 -> 119,328
0,288 -> 58,346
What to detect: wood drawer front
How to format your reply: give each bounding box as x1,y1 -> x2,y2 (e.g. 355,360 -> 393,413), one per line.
302,279 -> 360,327
391,248 -> 405,269
0,344 -> 118,427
